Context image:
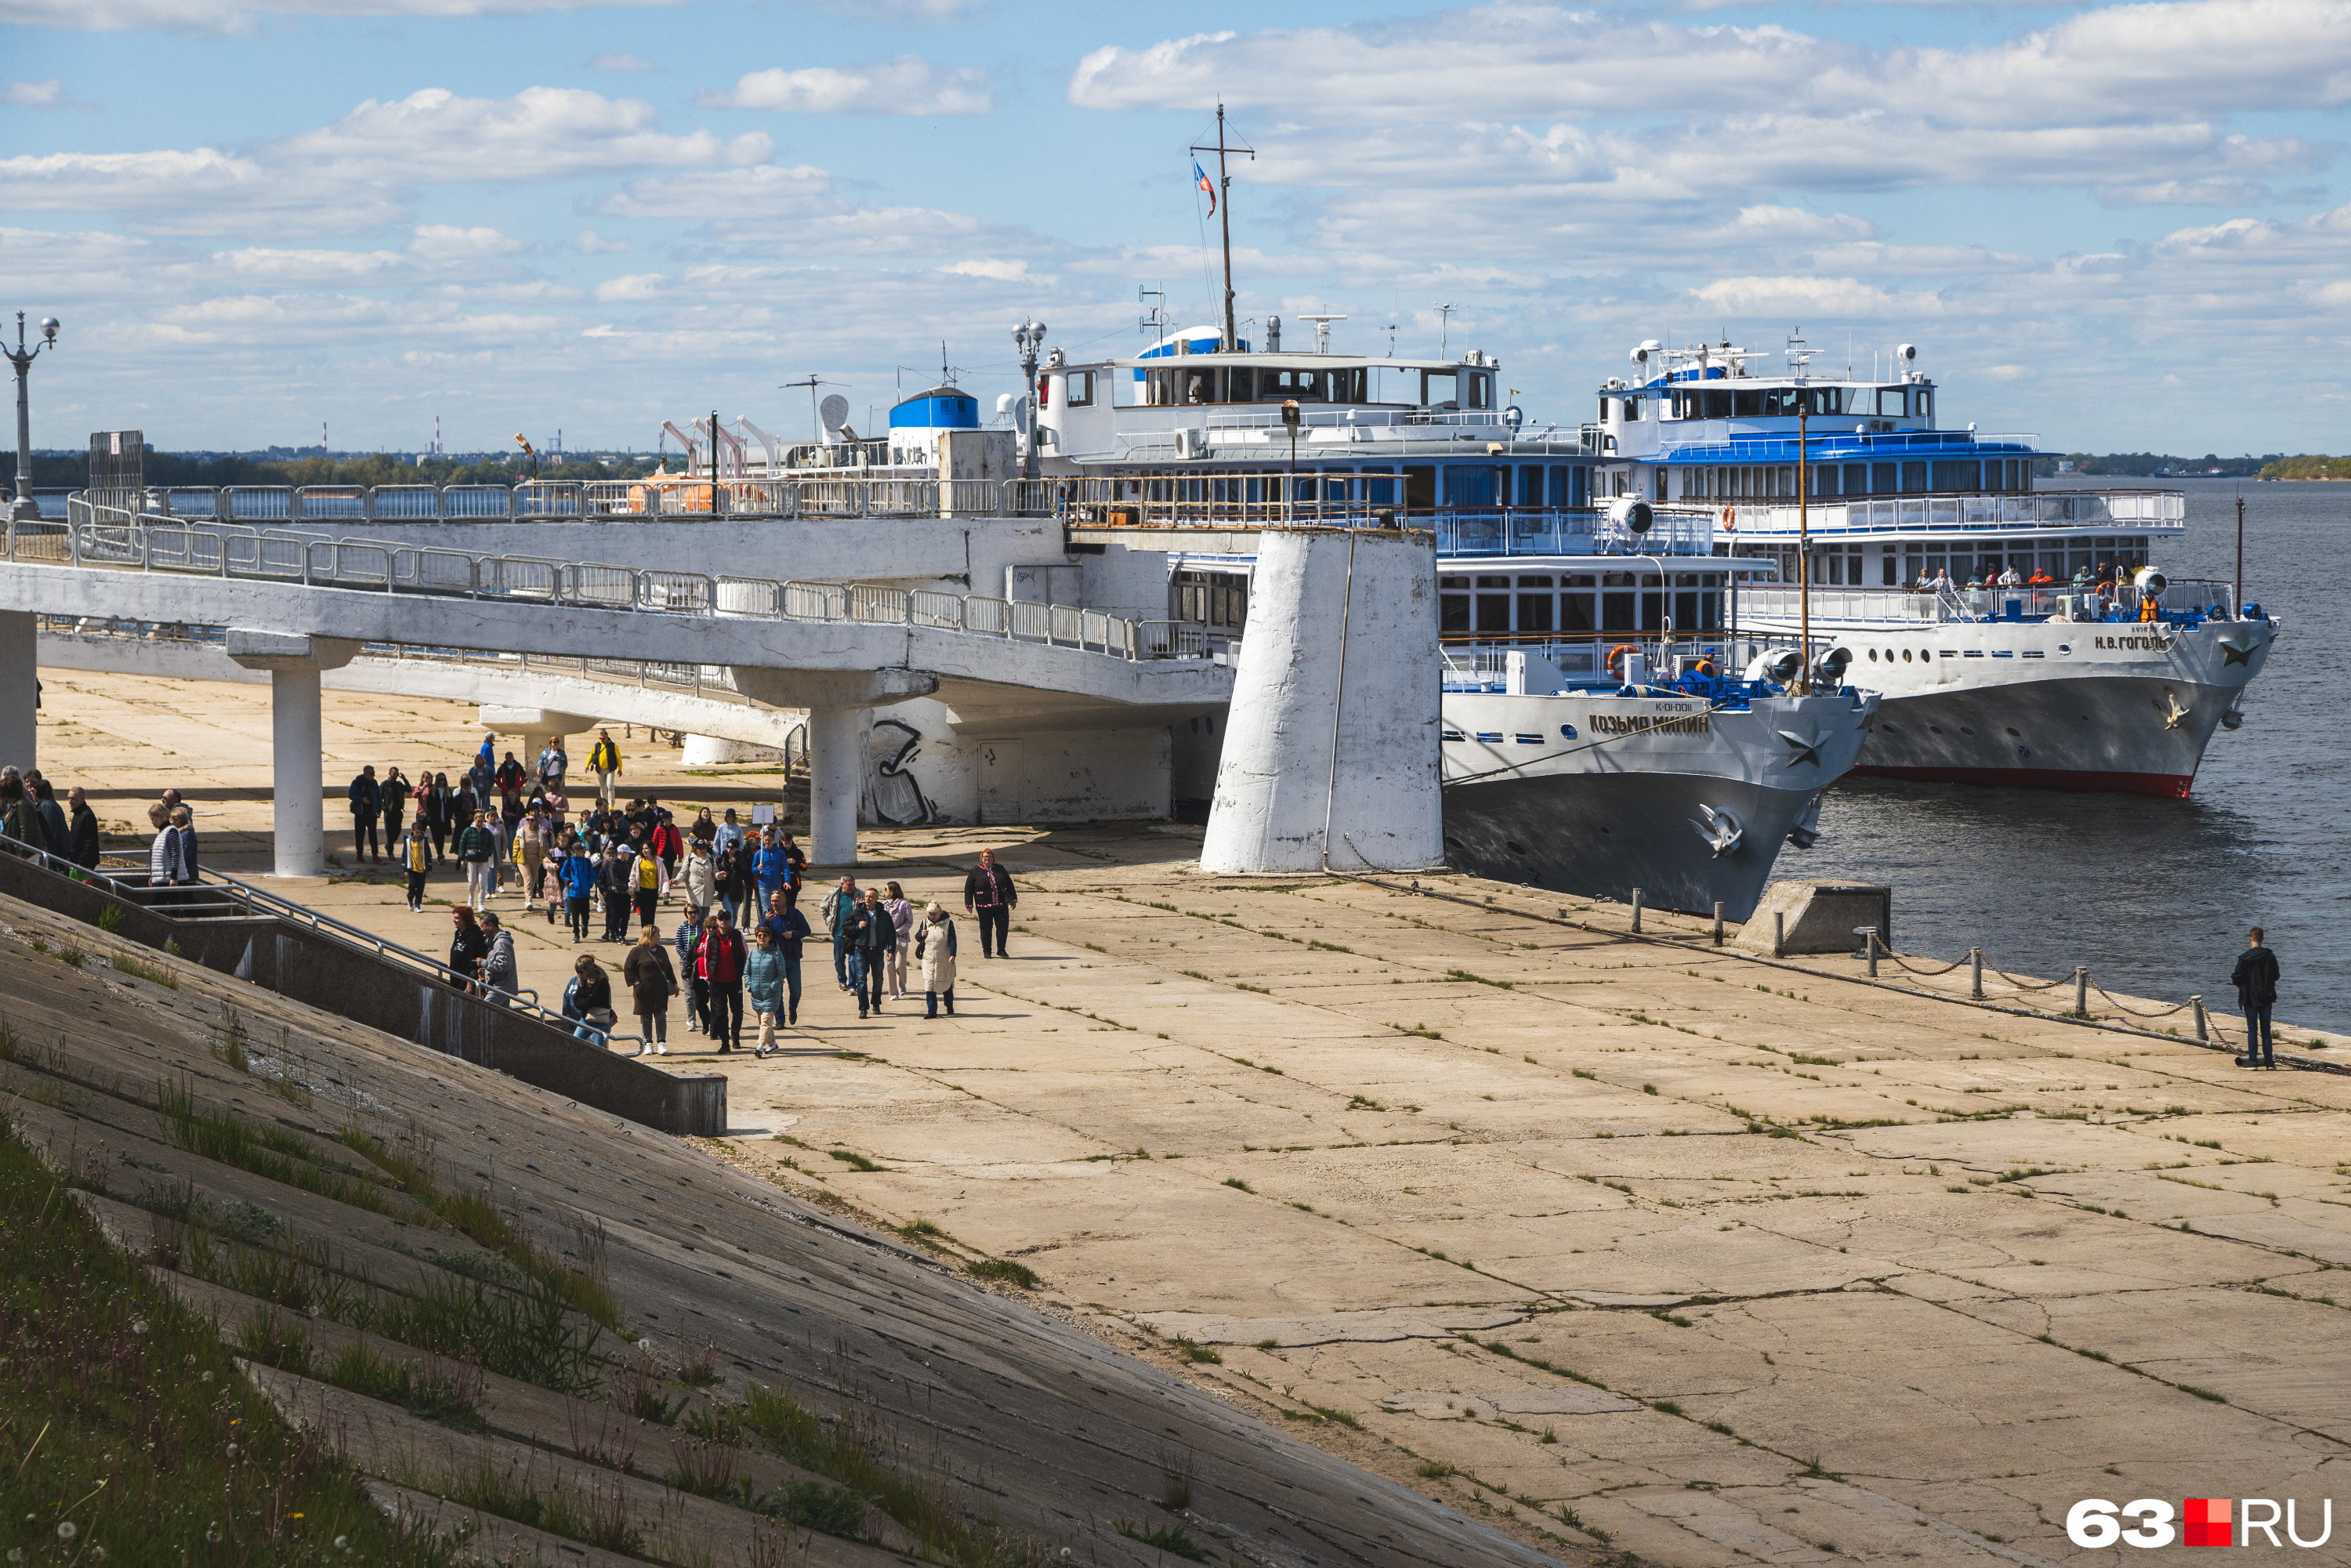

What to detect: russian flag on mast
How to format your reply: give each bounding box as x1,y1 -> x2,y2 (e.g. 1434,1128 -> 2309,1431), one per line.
1194,160 -> 1216,217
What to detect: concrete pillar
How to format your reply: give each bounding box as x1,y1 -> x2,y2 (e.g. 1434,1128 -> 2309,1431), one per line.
1201,527 -> 1442,875
806,705 -> 863,867
226,630 -> 358,878
269,664 -> 325,878
727,667 -> 939,870
0,610 -> 35,771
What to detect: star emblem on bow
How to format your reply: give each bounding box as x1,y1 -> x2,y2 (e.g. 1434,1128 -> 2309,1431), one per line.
2219,637 -> 2259,667
1778,728 -> 1823,767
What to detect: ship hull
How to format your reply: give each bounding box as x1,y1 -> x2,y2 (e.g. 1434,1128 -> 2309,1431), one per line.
1440,688 -> 1874,919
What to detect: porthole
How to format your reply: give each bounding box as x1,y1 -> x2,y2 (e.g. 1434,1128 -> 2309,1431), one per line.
1867,648 -> 1878,661
1929,725 -> 1944,734
1960,726 -> 1974,736
2005,727 -> 2021,737
1902,649 -> 1914,662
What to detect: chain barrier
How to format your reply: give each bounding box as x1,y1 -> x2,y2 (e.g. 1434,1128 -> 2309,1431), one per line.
1886,951 -> 1972,977
2090,985 -> 2197,1020
1990,964 -> 2072,993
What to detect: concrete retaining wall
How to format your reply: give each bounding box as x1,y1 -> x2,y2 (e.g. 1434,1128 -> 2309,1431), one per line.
1735,881 -> 1893,957
0,852 -> 723,1136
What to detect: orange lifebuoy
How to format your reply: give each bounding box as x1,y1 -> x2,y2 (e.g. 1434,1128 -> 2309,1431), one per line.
1608,643 -> 1639,679
1719,505 -> 1735,532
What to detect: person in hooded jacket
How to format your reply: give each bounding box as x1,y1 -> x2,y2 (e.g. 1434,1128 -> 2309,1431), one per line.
2232,926 -> 2283,1069
915,903 -> 958,1018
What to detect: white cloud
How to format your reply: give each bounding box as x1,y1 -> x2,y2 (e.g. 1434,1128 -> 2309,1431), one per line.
408,223 -> 525,259
573,229 -> 630,254
3,79 -> 65,106
0,87 -> 766,234
586,51 -> 650,71
1690,274 -> 1945,318
945,257 -> 1027,281
598,161 -> 835,219
699,56 -> 989,114
592,272 -> 665,301
2,0 -> 683,32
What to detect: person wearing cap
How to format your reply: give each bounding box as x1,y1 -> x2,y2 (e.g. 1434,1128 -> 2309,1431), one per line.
915,903 -> 958,1018
478,911 -> 517,1006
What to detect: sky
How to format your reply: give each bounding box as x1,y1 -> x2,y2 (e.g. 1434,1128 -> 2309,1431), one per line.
5,0 -> 2351,455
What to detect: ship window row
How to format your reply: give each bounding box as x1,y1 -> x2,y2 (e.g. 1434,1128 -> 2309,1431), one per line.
1739,535 -> 2158,588
1136,365 -> 1492,411
1677,458 -> 2030,502
1172,569 -> 1249,631
1438,573 -> 1722,636
1137,465 -> 1591,510
1656,386 -> 1930,422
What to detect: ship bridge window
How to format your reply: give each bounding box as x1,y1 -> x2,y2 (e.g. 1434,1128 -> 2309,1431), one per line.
1917,389 -> 1933,418
1063,371 -> 1095,407
1468,373 -> 1493,410
1877,387 -> 1908,418
1676,389 -> 1736,419
1424,370 -> 1458,409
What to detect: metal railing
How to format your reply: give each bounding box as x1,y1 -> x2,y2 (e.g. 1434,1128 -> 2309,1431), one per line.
1439,634 -> 1809,689
1713,490 -> 2186,536
32,498 -> 1206,662
1436,507 -> 1715,558
1737,577 -> 2237,627
0,827 -> 650,1052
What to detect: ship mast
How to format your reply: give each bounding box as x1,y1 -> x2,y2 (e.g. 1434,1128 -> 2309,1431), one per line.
1191,103 -> 1253,352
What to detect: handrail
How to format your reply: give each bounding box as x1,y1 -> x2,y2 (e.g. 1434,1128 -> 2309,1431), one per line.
34,497 -> 1211,664
0,828 -> 636,1052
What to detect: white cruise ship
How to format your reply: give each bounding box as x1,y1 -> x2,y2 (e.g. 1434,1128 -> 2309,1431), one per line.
1594,335 -> 2278,797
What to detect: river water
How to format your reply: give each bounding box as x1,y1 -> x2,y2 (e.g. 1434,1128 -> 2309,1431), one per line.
1795,478 -> 2344,1031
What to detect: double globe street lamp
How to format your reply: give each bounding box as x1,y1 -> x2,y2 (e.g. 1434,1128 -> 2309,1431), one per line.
8,313 -> 60,523
1011,319 -> 1048,479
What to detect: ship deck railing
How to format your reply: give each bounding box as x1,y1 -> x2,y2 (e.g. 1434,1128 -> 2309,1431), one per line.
1737,578 -> 2237,626
1711,490 -> 2185,536
1440,634 -> 1795,690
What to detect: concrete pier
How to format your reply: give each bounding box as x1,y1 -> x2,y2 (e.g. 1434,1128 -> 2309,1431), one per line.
0,609 -> 34,770
1201,527 -> 1441,874
225,629 -> 356,878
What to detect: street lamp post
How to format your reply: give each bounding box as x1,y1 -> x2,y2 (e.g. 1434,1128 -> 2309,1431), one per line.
1011,320 -> 1048,480
6,313 -> 60,523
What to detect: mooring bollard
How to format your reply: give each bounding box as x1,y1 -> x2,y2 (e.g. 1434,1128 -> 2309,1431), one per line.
1712,901 -> 1725,947
1970,947 -> 1984,1001
2074,965 -> 2089,1019
1773,911 -> 1785,960
2193,994 -> 2208,1042
1631,888 -> 1643,934
1855,926 -> 1879,978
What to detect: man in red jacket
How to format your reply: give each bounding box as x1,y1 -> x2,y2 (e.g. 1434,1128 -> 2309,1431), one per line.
695,907 -> 748,1053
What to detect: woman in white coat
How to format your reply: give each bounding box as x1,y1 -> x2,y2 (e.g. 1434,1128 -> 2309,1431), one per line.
915,903 -> 957,1018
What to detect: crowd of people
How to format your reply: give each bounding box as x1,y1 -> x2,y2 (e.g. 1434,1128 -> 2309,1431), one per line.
363,726 -> 1021,1060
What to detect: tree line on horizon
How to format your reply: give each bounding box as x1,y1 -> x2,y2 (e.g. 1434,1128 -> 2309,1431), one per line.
24,449 -> 665,491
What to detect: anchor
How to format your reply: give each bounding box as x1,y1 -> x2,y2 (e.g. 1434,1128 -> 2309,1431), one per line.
2154,690 -> 2192,731
1688,804 -> 1744,858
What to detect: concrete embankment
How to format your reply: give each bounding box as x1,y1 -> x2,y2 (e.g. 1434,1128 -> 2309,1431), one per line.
0,887 -> 1556,1568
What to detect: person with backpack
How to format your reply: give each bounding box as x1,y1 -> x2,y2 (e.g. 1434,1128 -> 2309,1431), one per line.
695,907 -> 748,1053
598,843 -> 634,942
455,809 -> 498,911
347,766 -> 382,863
400,820 -> 432,911
562,954 -> 615,1046
821,873 -> 861,990
589,730 -> 622,806
916,903 -> 958,1018
759,888 -> 811,1028
560,840 -> 599,942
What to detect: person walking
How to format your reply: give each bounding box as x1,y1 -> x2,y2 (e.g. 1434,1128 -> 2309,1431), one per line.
747,925 -> 788,1057
674,904 -> 710,1034
348,766 -> 382,862
630,840 -> 662,937
752,829 -> 791,921
540,844 -> 567,927
713,832 -> 748,929
696,907 -> 748,1053
478,911 -> 517,1006
400,820 -> 431,911
779,833 -> 808,909
560,841 -> 598,942
447,906 -> 489,994
598,843 -> 633,942
916,903 -> 958,1018
380,766 -> 409,855
963,848 -> 1016,958
624,922 -> 678,1056
64,786 -> 99,869
882,881 -> 914,1000
168,806 -> 198,884
713,806 -> 744,860
561,954 -> 615,1046
760,889 -> 810,1027
588,729 -> 621,806
422,771 -> 451,864
822,874 -> 861,990
0,768 -> 35,853
679,837 -> 716,915
514,808 -> 547,910
536,737 -> 567,794
145,800 -> 175,887
495,751 -> 527,813
2232,927 -> 2282,1069
455,809 -> 498,911
31,780 -> 67,858
849,887 -> 894,1019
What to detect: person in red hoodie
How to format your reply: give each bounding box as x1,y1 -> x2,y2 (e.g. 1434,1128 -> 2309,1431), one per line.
694,906 -> 748,1053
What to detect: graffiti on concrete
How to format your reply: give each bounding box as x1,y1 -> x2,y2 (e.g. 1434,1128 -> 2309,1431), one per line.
866,717 -> 938,825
